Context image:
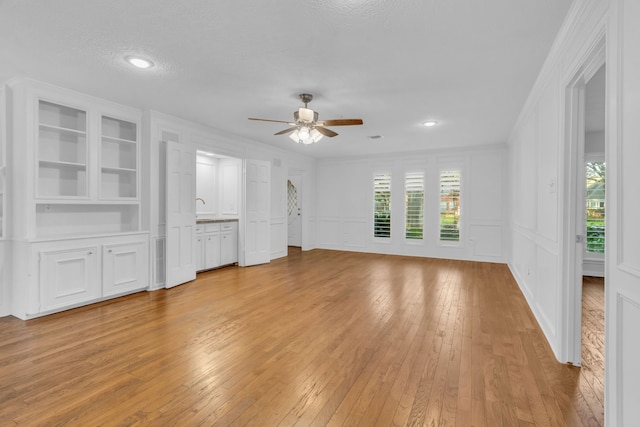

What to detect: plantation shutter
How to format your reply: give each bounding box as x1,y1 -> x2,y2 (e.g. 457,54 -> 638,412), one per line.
439,170 -> 461,242
374,173 -> 391,238
405,172 -> 424,239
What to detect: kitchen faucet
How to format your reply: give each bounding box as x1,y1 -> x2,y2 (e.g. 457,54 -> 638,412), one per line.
196,198 -> 206,205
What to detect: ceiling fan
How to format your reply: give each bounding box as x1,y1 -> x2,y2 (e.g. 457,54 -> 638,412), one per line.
248,93 -> 363,144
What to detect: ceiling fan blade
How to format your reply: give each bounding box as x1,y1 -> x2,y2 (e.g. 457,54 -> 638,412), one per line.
319,119 -> 363,127
315,126 -> 338,137
248,118 -> 294,124
274,127 -> 297,136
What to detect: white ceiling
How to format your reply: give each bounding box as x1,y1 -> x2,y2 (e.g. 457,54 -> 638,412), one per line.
0,0 -> 573,159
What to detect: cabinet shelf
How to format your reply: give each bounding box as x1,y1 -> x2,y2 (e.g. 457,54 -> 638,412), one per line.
101,116 -> 136,142
102,135 -> 136,144
39,100 -> 86,132
39,159 -> 87,169
39,123 -> 87,135
101,166 -> 136,173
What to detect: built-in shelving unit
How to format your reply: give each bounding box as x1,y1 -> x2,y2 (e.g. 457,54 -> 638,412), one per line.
9,79 -> 149,319
30,96 -> 142,239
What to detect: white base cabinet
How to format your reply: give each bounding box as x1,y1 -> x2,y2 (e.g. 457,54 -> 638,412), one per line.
196,221 -> 237,272
204,230 -> 221,269
103,240 -> 148,297
13,233 -> 149,319
40,246 -> 100,312
220,222 -> 238,265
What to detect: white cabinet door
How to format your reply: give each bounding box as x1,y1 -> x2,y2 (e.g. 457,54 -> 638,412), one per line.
102,240 -> 148,297
40,247 -> 99,311
221,222 -> 238,266
196,234 -> 204,271
204,232 -> 221,269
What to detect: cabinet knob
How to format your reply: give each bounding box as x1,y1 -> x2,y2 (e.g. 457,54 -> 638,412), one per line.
108,249 -> 113,253
88,251 -> 93,255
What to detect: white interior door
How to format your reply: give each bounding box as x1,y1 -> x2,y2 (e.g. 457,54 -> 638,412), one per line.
241,159 -> 270,266
165,140 -> 196,288
287,176 -> 302,247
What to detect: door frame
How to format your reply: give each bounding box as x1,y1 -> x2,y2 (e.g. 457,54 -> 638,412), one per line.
561,35 -> 606,364
287,172 -> 303,248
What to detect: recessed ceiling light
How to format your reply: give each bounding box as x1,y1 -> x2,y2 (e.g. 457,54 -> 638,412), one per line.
125,55 -> 154,69
422,120 -> 438,127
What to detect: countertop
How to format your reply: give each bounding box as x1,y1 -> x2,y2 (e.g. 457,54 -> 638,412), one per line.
196,218 -> 239,224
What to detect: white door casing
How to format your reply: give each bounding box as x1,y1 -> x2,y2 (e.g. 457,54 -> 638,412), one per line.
241,159 -> 270,266
562,35 -> 605,367
165,140 -> 196,288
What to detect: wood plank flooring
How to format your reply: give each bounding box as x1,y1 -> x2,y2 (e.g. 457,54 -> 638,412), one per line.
0,249 -> 604,426
580,276 -> 605,424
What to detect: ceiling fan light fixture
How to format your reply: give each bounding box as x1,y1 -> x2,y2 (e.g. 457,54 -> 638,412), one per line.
309,128 -> 324,143
289,126 -> 323,144
249,93 -> 362,145
298,126 -> 311,140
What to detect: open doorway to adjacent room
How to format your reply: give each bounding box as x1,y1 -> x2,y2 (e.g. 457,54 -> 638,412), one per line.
287,174 -> 302,251
580,62 -> 605,407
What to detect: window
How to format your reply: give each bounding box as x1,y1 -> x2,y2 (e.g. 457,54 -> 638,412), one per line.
405,172 -> 424,239
585,161 -> 605,253
374,173 -> 391,238
440,170 -> 461,242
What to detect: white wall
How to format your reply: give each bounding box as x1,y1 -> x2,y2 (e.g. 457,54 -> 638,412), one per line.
585,130 -> 605,154
0,241 -> 7,316
507,0 -> 608,361
196,153 -> 217,216
0,86 -> 7,316
606,0 -> 640,422
315,146 -> 507,263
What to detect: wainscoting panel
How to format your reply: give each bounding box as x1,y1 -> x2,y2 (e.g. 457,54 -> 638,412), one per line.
469,224 -> 503,258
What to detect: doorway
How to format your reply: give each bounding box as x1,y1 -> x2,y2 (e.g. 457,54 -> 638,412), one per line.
579,63 -> 605,410
563,40 -> 605,422
287,175 -> 302,248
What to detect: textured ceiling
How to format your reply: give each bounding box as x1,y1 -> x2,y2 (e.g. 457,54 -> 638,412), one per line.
0,0 -> 573,158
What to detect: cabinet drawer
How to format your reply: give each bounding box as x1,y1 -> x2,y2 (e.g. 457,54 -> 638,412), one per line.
220,222 -> 237,231
205,223 -> 220,233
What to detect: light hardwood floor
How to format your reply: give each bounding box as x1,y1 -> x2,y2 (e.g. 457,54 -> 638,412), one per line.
580,276 -> 605,425
0,249 -> 604,426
